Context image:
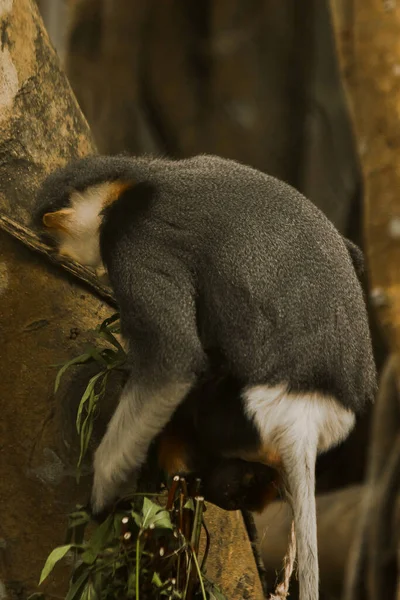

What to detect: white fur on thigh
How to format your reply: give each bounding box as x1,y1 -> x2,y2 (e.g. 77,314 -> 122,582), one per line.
243,385 -> 355,600
242,384 -> 356,455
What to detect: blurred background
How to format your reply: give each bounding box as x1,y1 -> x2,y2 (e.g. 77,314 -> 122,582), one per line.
34,1 -> 400,598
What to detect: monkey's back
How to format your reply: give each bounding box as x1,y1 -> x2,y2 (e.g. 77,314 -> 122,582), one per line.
99,154 -> 376,413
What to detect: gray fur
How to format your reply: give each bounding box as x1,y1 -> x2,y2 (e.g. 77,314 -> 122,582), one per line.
36,154 -> 377,600
90,154 -> 375,410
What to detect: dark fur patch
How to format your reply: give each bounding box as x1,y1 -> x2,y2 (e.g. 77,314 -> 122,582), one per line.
199,458 -> 280,512
179,364 -> 262,458
343,237 -> 365,279
99,182 -> 156,266
33,154 -> 143,231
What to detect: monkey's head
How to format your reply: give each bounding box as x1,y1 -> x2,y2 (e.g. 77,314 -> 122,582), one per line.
34,155 -> 143,272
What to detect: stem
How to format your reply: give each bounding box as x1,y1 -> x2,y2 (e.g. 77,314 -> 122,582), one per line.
200,519 -> 210,572
167,475 -> 181,510
183,554 -> 193,600
192,548 -> 207,600
190,497 -> 204,556
136,533 -> 141,600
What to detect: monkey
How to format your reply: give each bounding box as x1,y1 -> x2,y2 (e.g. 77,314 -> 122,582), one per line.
152,355 -> 282,513
34,153 -> 376,600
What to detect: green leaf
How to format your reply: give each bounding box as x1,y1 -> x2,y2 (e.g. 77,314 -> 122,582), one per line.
98,326 -> 124,351
151,572 -> 163,587
98,313 -> 120,331
89,514 -> 115,555
81,581 -> 97,600
86,346 -> 109,367
65,571 -> 89,600
76,372 -> 104,433
39,544 -> 76,584
142,497 -> 163,529
131,510 -> 143,529
96,314 -> 125,356
184,499 -> 195,511
151,510 -> 173,530
68,510 -> 91,528
76,372 -> 110,470
77,410 -> 94,470
101,348 -> 119,365
130,498 -> 173,539
81,546 -> 98,565
54,353 -> 92,393
140,498 -> 172,529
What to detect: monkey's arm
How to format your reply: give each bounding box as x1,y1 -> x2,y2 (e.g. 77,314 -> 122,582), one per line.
91,257 -> 205,513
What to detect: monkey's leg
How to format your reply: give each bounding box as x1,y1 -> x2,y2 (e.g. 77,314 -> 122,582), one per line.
91,378 -> 192,513
243,385 -> 356,600
243,435 -> 319,600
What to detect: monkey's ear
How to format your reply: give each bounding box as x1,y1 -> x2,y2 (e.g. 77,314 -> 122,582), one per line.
42,208 -> 74,231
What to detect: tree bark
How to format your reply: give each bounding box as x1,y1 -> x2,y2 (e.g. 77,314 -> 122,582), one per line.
329,5 -> 400,597
0,2 -> 263,598
330,0 -> 400,354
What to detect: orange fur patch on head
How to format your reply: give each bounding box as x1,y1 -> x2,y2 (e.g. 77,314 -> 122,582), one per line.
103,181 -> 135,207
42,208 -> 74,232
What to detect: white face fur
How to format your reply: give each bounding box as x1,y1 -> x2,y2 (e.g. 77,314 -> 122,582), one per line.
43,182 -> 119,272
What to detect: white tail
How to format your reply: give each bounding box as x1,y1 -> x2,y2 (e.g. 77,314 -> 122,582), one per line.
243,385 -> 356,600
281,437 -> 319,600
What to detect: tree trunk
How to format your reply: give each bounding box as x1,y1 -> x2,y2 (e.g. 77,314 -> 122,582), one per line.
329,5 -> 400,597
0,2 -> 263,598
330,0 -> 400,355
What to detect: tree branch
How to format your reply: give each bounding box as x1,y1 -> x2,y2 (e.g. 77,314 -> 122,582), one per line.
0,214 -> 117,308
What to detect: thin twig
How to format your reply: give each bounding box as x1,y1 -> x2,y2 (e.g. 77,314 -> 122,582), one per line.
167,476 -> 181,511
269,521 -> 296,600
200,519 -> 210,572
241,509 -> 269,597
191,547 -> 207,600
190,496 -> 204,556
0,214 -> 117,307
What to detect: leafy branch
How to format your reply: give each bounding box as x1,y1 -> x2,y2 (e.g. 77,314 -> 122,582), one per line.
39,485 -> 226,599
39,313 -> 228,599
54,313 -> 126,474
